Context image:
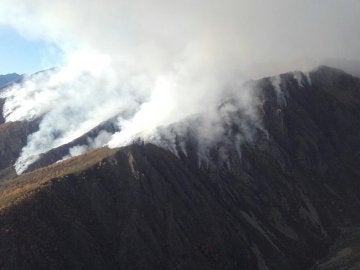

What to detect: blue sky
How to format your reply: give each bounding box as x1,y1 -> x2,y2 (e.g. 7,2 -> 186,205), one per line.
0,25 -> 60,75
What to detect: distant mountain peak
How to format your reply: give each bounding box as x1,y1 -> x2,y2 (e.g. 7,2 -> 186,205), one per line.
0,73 -> 22,89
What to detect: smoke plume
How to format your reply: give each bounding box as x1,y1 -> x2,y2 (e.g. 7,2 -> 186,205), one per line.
0,0 -> 360,173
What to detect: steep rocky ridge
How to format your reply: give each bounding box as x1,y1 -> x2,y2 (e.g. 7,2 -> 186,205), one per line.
0,144 -> 319,269
0,66 -> 360,269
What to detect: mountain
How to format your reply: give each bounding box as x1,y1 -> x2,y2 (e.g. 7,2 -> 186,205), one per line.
0,66 -> 360,269
0,73 -> 22,89
323,58 -> 360,78
0,73 -> 22,125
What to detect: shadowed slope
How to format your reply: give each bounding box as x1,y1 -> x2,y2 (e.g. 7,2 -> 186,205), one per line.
0,67 -> 360,269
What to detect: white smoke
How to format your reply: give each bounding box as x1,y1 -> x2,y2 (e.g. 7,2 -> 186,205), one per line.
0,0 -> 359,173
61,130 -> 113,160
0,49 -> 152,173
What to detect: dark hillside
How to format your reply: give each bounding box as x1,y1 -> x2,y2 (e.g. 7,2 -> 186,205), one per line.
0,67 -> 360,269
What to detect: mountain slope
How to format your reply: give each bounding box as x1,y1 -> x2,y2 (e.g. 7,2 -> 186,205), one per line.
0,73 -> 21,89
0,121 -> 39,179
0,73 -> 21,124
0,144 -> 318,270
0,66 -> 360,269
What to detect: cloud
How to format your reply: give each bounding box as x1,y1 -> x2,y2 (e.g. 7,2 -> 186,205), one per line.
2,0 -> 360,76
0,0 -> 359,173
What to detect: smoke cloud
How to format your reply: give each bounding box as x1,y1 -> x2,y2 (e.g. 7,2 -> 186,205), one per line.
0,0 -> 360,173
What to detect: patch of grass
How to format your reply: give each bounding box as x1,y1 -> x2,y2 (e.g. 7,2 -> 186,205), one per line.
0,147 -> 119,210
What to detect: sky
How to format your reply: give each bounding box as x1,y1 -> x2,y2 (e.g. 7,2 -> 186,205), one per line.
0,0 -> 360,173
0,25 -> 60,75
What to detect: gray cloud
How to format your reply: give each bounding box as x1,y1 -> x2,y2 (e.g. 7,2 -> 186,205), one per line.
1,0 -> 360,76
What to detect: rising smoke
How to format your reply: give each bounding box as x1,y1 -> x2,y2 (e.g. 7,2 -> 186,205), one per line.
0,0 -> 360,173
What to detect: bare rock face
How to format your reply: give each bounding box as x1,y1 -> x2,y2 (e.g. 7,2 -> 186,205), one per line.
0,66 -> 360,269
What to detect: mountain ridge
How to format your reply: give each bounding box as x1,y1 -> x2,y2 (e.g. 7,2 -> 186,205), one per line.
0,65 -> 360,269
0,73 -> 22,89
